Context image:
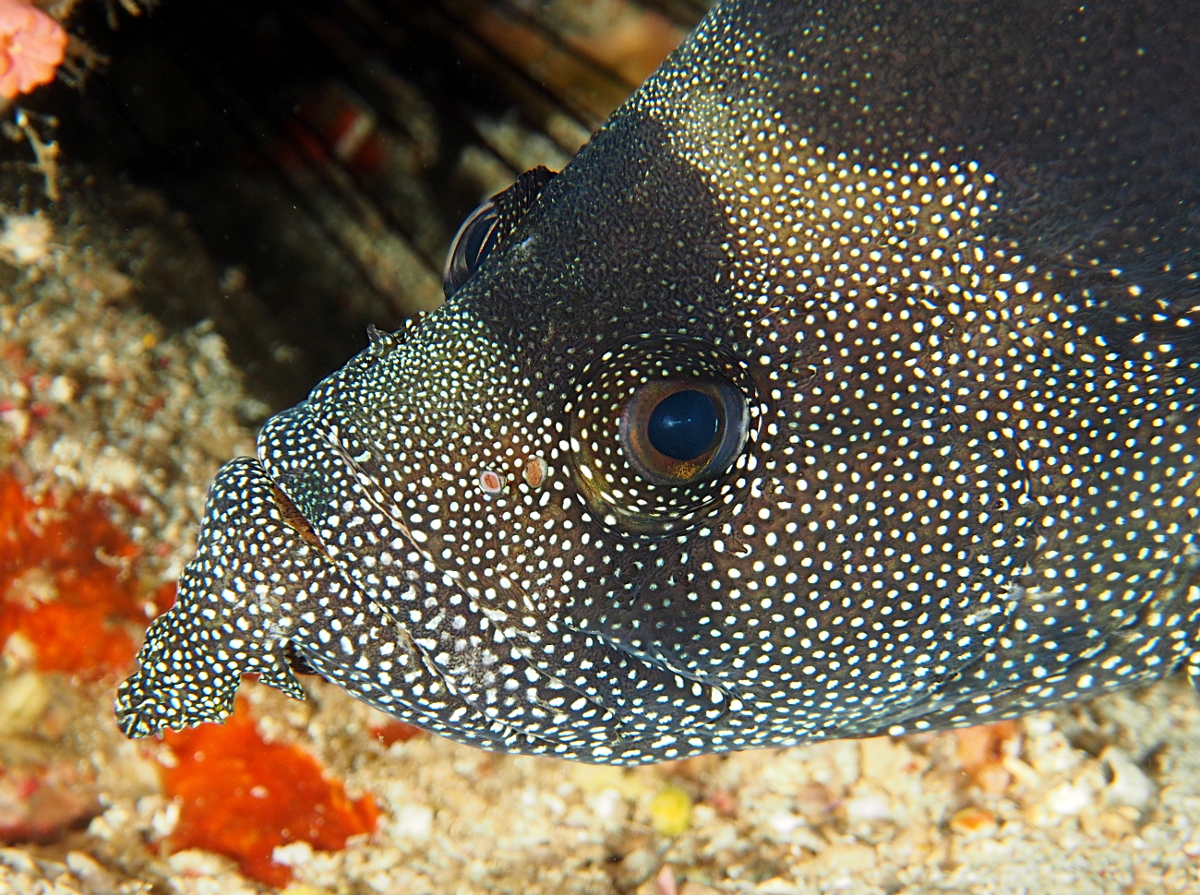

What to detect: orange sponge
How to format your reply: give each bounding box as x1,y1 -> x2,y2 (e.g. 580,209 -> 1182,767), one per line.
0,0 -> 67,100
161,699 -> 380,887
0,473 -> 171,677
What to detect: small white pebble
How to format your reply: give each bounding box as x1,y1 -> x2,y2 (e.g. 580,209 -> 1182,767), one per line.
766,811 -> 806,839
1044,781 -> 1093,816
46,375 -> 76,404
88,803 -> 135,842
1101,747 -> 1155,810
844,793 -> 892,823
390,803 -> 433,841
590,788 -> 623,822
166,849 -> 236,876
65,851 -> 121,893
271,840 -> 314,869
0,213 -> 52,265
91,450 -> 141,493
1,408 -> 29,440
0,670 -> 50,735
196,332 -> 228,363
151,799 -> 180,840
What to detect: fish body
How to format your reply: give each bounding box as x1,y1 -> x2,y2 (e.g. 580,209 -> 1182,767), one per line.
118,0 -> 1200,763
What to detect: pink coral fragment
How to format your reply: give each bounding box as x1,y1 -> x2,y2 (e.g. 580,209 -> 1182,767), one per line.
0,0 -> 66,100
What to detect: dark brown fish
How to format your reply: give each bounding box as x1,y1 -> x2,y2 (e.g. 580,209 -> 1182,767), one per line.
117,0 -> 1200,764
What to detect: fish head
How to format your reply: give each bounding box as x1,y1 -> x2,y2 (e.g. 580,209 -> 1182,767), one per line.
117,0 -> 1200,763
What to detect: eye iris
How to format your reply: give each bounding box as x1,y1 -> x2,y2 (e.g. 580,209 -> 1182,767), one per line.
647,390 -> 719,461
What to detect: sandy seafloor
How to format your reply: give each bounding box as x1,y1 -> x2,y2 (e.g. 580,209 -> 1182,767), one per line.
2,172 -> 1200,895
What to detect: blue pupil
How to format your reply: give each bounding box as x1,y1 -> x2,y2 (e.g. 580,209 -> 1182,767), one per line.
647,390 -> 719,461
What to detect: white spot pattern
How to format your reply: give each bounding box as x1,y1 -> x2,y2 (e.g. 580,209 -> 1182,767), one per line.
118,0 -> 1200,764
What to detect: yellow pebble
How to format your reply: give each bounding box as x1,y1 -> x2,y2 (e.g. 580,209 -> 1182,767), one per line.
279,885 -> 329,895
948,806 -> 998,838
649,784 -> 693,836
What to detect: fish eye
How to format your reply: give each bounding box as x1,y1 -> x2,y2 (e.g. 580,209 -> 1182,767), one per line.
443,199 -> 501,296
442,166 -> 556,296
650,390 -> 715,459
621,380 -> 748,486
567,336 -> 757,535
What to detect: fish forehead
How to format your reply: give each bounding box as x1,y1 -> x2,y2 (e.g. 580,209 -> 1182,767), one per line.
118,0 -> 1200,762
398,0 -> 1197,367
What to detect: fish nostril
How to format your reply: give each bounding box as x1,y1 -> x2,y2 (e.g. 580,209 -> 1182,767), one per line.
522,456 -> 548,488
477,468 -> 506,498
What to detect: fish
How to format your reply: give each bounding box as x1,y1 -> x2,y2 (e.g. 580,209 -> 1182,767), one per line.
116,0 -> 1200,764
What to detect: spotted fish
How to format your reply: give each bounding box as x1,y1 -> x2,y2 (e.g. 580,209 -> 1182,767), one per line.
116,0 -> 1200,763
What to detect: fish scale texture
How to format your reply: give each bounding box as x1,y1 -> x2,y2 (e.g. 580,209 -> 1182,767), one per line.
117,0 -> 1200,764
